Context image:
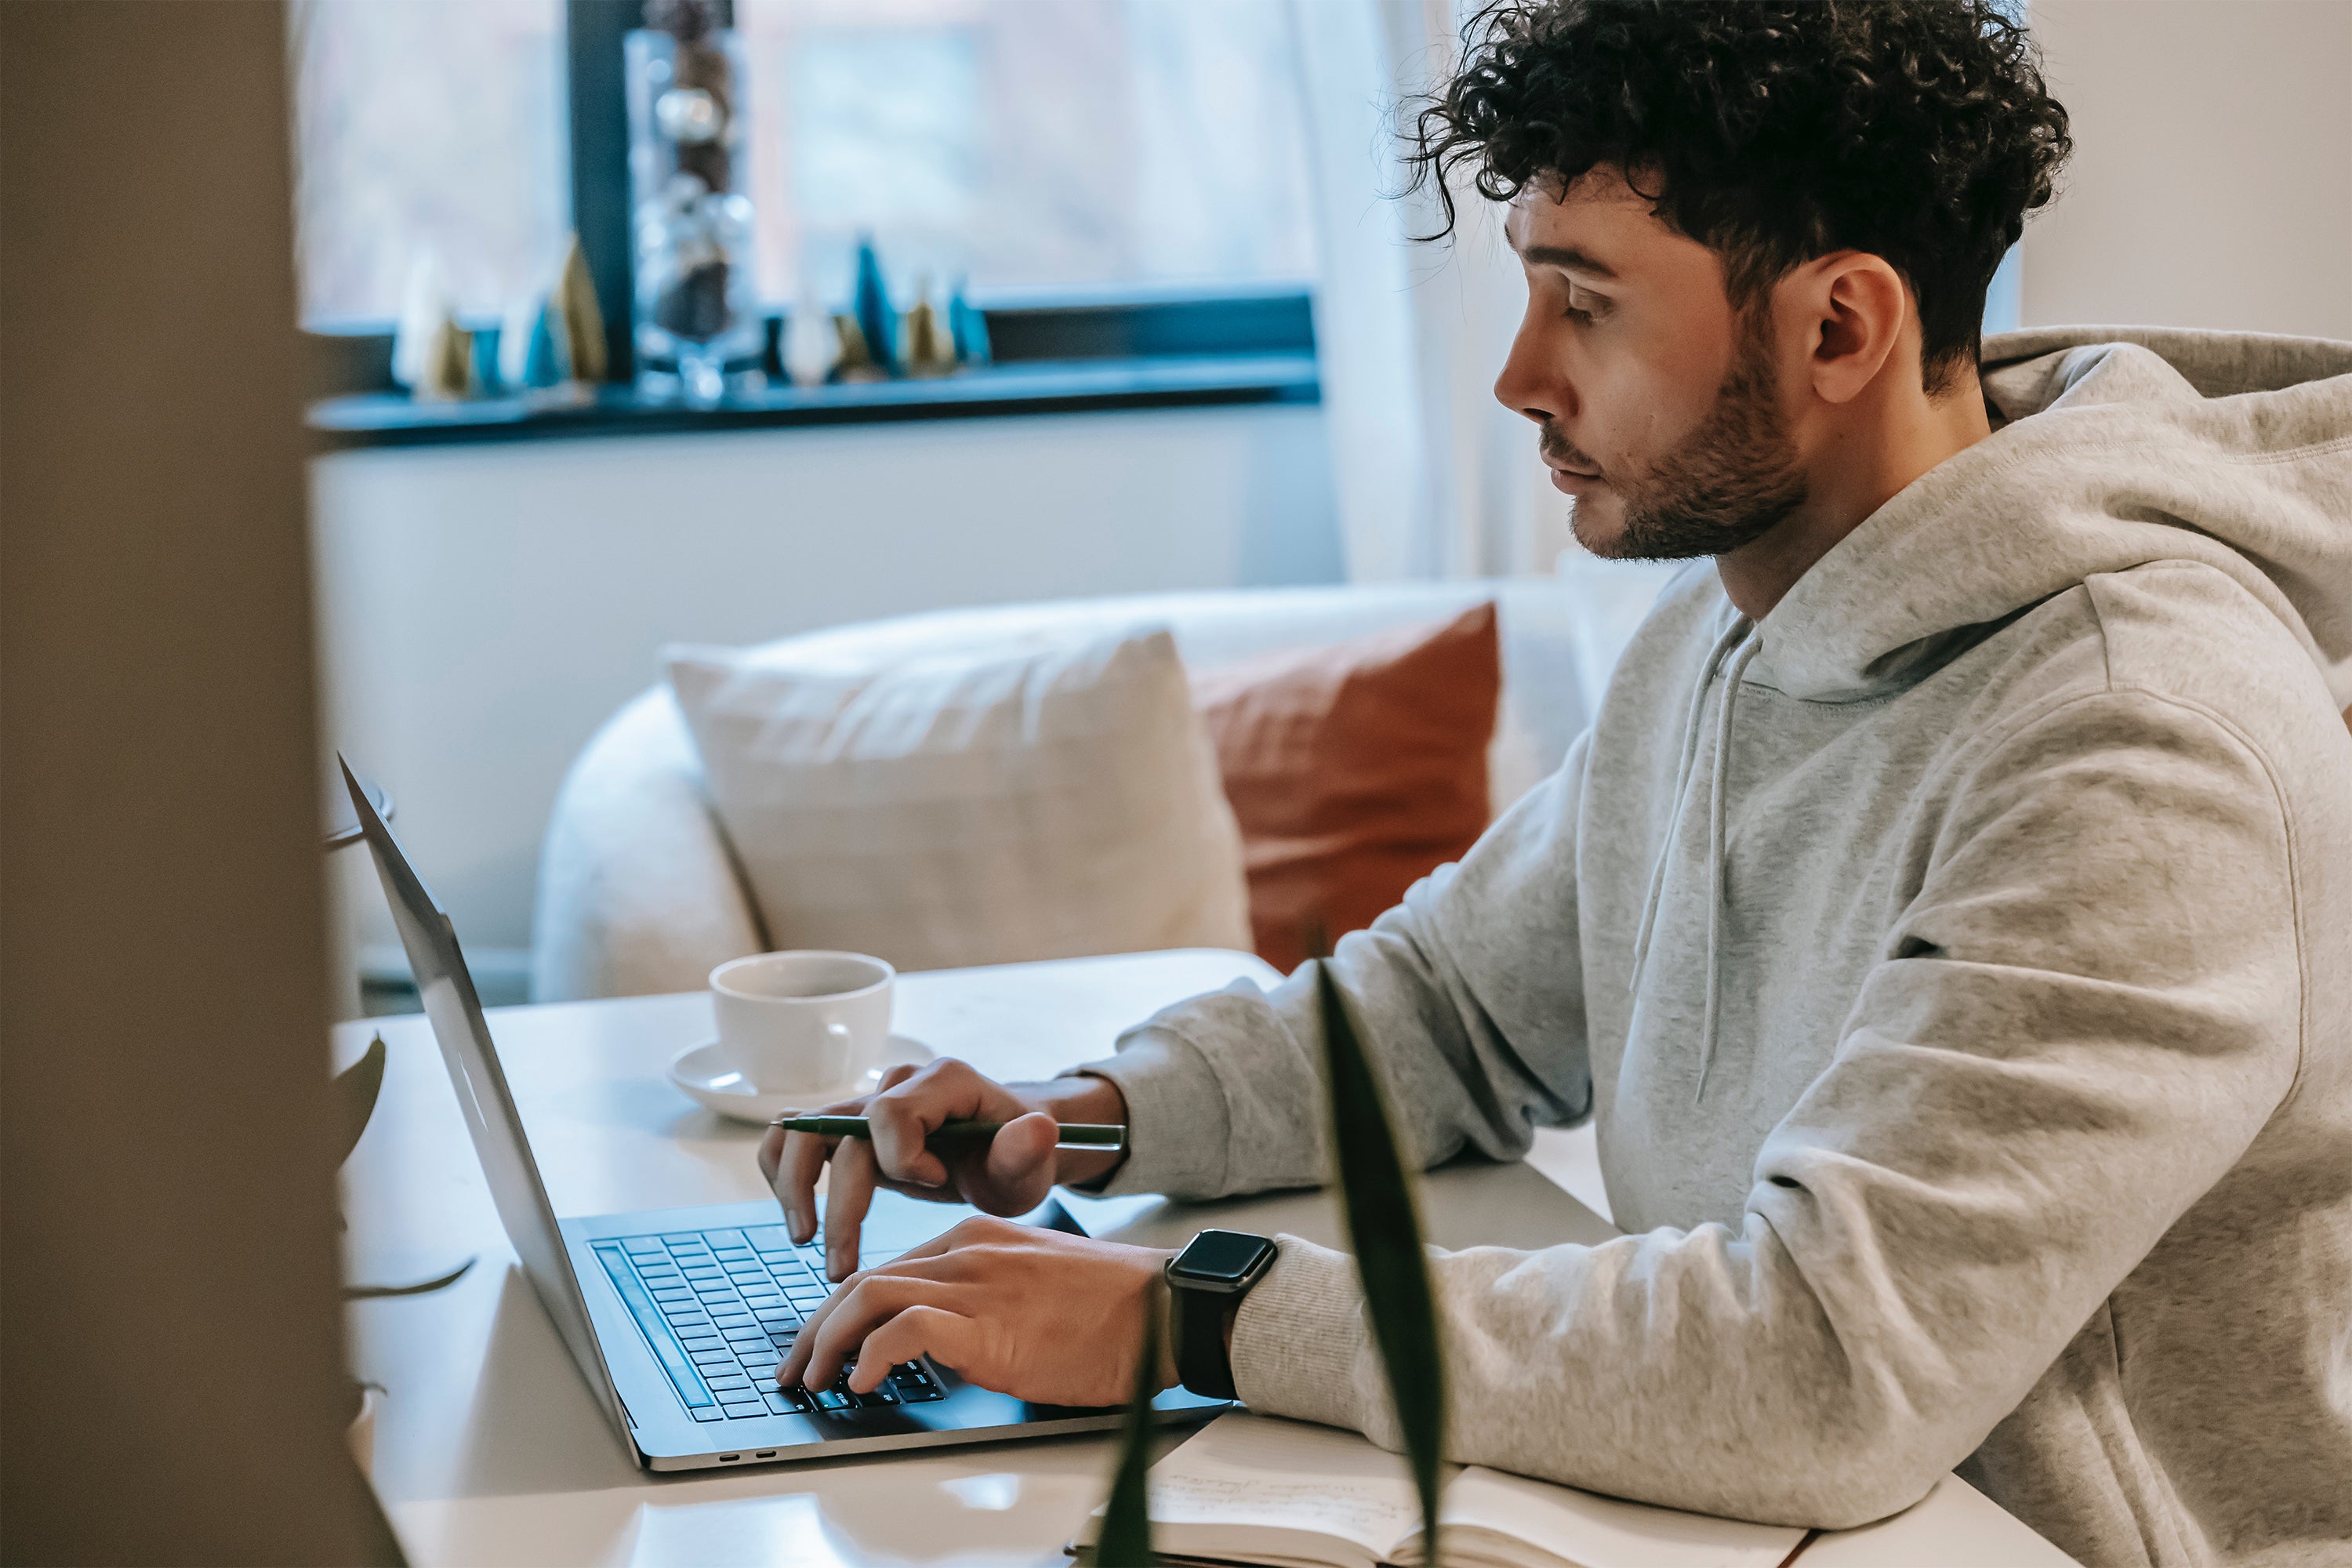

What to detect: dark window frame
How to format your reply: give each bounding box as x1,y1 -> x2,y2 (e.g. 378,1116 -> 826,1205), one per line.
305,0 -> 1319,448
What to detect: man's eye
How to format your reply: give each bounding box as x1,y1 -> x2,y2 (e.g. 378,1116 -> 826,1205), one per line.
1564,292 -> 1608,325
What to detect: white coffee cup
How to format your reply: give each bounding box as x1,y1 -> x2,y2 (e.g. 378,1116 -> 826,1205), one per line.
709,950 -> 895,1097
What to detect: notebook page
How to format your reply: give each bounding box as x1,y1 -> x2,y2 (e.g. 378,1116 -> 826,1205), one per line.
1138,1413 -> 1442,1561
1421,1467 -> 1806,1568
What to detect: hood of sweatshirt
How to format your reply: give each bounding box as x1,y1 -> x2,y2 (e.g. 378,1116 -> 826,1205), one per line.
1757,326 -> 2352,708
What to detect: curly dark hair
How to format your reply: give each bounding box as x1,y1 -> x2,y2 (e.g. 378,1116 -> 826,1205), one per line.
1406,0 -> 2072,392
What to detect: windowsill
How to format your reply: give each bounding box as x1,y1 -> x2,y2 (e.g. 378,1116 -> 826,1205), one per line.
308,352 -> 1320,449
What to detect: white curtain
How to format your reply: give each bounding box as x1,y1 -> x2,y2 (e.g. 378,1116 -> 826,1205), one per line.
1287,0 -> 1573,583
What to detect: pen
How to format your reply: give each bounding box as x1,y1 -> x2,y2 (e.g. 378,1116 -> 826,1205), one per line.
765,1114 -> 1127,1149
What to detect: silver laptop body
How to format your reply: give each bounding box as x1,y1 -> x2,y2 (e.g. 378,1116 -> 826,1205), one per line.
342,760 -> 1226,1472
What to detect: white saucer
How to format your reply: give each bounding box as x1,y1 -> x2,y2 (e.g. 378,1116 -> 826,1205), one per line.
667,1035 -> 936,1125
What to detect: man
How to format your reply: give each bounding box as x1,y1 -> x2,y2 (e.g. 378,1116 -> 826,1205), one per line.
760,3 -> 2352,1562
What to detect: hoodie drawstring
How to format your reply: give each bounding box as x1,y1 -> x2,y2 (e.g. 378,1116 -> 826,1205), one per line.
1628,617 -> 1751,989
1695,632 -> 1762,1102
1624,614 -> 1757,1104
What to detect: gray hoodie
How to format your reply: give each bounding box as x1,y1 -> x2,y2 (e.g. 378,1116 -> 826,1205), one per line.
1078,328 -> 2352,1567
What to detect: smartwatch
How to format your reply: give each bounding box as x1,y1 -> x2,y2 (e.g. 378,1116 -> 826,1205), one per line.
1164,1229 -> 1279,1400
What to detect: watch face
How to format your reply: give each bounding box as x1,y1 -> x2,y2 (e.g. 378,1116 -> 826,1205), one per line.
1177,1229 -> 1276,1283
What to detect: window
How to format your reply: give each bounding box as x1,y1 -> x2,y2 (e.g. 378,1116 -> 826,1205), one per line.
731,0 -> 1319,305
294,0 -> 1323,439
290,0 -> 567,325
292,0 -> 1314,328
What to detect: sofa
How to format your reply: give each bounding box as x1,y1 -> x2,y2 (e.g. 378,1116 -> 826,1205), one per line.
530,560 -> 1682,1004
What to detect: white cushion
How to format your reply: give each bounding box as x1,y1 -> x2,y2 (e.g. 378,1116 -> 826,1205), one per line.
666,626 -> 1252,975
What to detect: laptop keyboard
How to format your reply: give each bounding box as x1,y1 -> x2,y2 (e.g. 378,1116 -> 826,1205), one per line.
590,1225 -> 946,1423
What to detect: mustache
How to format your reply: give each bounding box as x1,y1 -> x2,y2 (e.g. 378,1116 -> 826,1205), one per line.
1539,426 -> 1602,474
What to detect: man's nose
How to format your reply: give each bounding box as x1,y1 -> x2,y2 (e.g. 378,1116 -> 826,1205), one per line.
1493,318 -> 1573,426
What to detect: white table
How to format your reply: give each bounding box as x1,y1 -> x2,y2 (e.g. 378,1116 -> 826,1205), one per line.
340,948 -> 2072,1566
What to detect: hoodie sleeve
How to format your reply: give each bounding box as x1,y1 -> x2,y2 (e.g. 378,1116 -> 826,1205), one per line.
1070,732 -> 1599,1200
1225,688 -> 2303,1529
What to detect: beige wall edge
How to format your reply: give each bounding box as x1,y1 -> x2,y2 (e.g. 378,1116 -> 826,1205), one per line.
2021,0 -> 2352,340
2,2 -> 390,1561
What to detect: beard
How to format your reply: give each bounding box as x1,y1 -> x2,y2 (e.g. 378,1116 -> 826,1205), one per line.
1563,312 -> 1809,562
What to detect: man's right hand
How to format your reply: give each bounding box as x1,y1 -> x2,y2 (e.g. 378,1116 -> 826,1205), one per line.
755,1058 -> 1129,1281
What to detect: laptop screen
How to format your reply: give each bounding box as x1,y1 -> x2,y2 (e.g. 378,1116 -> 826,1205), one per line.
340,760 -> 626,1432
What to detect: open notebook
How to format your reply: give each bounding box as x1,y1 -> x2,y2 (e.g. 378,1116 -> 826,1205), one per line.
1074,1413 -> 1806,1568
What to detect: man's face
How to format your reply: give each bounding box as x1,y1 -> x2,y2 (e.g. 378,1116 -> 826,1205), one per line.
1495,169 -> 1808,561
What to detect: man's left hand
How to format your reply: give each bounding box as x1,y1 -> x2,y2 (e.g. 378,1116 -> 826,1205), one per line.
776,1216 -> 1178,1408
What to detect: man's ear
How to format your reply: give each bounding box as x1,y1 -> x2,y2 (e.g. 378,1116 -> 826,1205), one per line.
1786,252 -> 1910,407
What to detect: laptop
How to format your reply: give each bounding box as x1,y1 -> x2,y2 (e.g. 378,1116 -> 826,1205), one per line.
341,760 -> 1227,1472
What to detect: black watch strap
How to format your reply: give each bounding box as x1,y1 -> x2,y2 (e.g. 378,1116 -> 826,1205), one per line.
1167,1230 -> 1276,1400
1173,1277 -> 1238,1400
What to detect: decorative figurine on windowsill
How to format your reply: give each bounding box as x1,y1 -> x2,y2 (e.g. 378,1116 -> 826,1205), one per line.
949,275 -> 992,369
829,314 -> 885,383
499,233 -> 608,403
902,274 -> 958,379
781,280 -> 837,388
850,233 -> 898,378
391,250 -> 478,402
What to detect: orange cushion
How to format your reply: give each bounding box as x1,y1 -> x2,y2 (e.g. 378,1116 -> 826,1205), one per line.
1192,602 -> 1501,975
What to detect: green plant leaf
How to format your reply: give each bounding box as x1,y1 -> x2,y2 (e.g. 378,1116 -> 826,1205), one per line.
336,1033 -> 387,1170
1093,1289 -> 1162,1566
345,1257 -> 474,1300
1315,957 -> 1445,1563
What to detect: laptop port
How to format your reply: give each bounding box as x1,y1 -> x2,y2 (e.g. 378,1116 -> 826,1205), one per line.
719,1454 -> 740,1462
755,1450 -> 777,1459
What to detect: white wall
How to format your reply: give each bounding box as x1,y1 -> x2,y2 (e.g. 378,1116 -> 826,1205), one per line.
317,405 -> 1341,995
2021,0 -> 2352,338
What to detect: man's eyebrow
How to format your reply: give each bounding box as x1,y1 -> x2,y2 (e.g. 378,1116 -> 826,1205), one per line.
1515,243 -> 1618,280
